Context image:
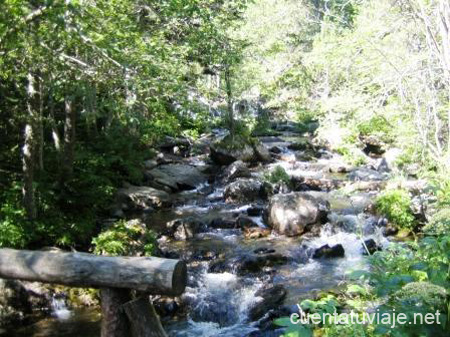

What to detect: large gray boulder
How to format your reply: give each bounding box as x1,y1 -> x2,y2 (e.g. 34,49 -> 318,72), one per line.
224,179 -> 269,203
210,143 -> 255,165
210,137 -> 272,166
166,217 -> 206,241
267,192 -> 330,236
348,167 -> 385,181
221,160 -> 251,183
117,185 -> 171,210
253,143 -> 272,163
147,164 -> 207,192
248,285 -> 287,321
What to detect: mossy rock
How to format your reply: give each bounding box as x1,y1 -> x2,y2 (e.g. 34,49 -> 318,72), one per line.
210,134 -> 271,165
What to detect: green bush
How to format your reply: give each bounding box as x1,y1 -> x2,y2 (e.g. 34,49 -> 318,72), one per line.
335,144 -> 367,166
423,209 -> 450,236
264,165 -> 291,185
357,115 -> 392,141
92,220 -> 156,256
392,282 -> 447,312
376,189 -> 416,230
0,185 -> 27,248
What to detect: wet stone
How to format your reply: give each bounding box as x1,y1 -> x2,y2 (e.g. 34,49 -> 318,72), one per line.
312,244 -> 345,259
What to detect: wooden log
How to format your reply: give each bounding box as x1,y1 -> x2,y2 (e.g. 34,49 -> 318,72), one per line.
101,288 -> 131,337
123,297 -> 168,337
0,248 -> 187,296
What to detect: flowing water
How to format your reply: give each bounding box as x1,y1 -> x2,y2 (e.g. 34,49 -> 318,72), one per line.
3,125 -> 393,337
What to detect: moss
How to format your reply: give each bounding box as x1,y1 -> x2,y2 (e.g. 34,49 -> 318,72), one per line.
67,288 -> 99,307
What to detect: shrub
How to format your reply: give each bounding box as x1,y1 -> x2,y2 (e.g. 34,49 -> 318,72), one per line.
92,220 -> 156,256
357,115 -> 393,142
264,165 -> 291,185
375,189 -> 416,230
335,144 -> 367,166
423,209 -> 450,236
0,184 -> 28,248
392,282 -> 447,313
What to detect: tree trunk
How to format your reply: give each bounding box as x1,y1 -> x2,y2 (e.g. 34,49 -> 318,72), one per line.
62,95 -> 76,180
100,288 -> 131,337
22,73 -> 39,220
0,248 -> 187,296
48,85 -> 62,153
123,297 -> 168,337
224,67 -> 235,137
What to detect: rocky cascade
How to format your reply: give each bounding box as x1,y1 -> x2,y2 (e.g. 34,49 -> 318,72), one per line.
3,122 -> 408,337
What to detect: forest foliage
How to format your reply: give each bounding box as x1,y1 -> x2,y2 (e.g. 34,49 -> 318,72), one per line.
1,0 -> 450,335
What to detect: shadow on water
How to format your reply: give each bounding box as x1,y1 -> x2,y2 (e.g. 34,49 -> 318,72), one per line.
0,308 -> 101,337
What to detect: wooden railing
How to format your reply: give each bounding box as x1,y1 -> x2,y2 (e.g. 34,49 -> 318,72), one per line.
0,248 -> 187,337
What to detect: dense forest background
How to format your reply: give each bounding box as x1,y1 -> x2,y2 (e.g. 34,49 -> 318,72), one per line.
1,0 -> 450,336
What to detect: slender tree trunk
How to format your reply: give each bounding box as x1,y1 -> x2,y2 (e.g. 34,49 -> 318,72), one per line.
22,73 -> 39,220
438,0 -> 450,152
62,95 -> 76,180
48,85 -> 62,153
36,76 -> 44,171
224,66 -> 235,137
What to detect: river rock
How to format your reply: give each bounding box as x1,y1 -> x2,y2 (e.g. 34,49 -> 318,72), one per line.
244,227 -> 271,239
248,285 -> 287,321
221,160 -> 251,182
159,136 -> 190,152
210,142 -> 255,165
247,205 -> 264,216
210,138 -> 272,165
378,148 -> 402,172
361,135 -> 385,157
269,146 -> 282,154
208,253 -> 288,275
312,244 -> 345,258
143,159 -> 158,170
147,164 -> 207,192
239,254 -> 289,275
236,215 -> 258,228
209,218 -> 237,229
362,239 -> 382,255
291,177 -> 343,192
117,185 -> 171,211
267,192 -> 330,236
0,279 -> 31,327
254,248 -> 276,255
224,179 -> 269,203
287,138 -> 314,151
348,168 -> 385,181
253,143 -> 272,163
166,218 -> 206,240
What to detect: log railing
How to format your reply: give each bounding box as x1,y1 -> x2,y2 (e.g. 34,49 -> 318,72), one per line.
0,248 -> 187,337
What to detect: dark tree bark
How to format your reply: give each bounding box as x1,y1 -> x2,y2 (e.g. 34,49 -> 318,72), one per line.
123,297 -> 168,337
100,288 -> 131,337
62,95 -> 76,179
